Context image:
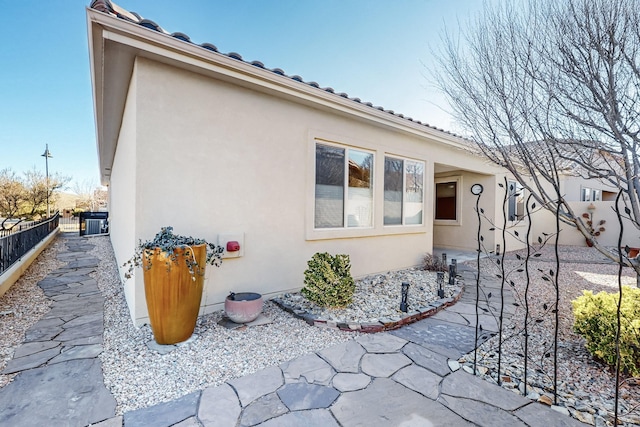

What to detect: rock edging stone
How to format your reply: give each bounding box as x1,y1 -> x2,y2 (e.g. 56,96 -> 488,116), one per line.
271,279 -> 465,333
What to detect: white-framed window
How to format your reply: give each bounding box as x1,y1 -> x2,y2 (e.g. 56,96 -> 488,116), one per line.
314,142 -> 374,229
384,156 -> 424,226
581,187 -> 592,201
435,176 -> 462,222
580,187 -> 602,202
508,180 -> 525,221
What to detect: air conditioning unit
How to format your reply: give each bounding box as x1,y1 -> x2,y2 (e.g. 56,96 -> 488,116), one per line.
85,219 -> 102,235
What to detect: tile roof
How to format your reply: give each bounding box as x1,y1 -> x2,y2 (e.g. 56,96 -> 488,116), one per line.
89,0 -> 462,138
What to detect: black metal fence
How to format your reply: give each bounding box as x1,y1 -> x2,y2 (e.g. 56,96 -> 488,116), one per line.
471,181 -> 629,425
0,220 -> 38,238
0,212 -> 59,276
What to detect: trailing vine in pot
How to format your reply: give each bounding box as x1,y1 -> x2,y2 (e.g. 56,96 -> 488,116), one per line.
123,226 -> 223,345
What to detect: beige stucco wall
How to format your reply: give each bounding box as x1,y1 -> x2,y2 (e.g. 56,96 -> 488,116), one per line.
113,57 -> 502,325
530,201 -> 640,248
109,61 -> 143,318
562,175 -> 619,202
433,171 -> 499,253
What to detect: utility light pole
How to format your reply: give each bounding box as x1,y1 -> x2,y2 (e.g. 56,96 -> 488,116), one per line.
41,144 -> 52,218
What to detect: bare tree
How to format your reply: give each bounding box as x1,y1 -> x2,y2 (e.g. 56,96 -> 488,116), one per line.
22,168 -> 70,218
0,168 -> 70,227
433,0 -> 640,278
0,169 -> 27,229
72,179 -> 107,212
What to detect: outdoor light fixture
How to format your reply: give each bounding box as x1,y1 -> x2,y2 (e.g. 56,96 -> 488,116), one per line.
470,183 -> 484,196
451,258 -> 457,276
400,282 -> 410,312
41,144 -> 52,218
437,272 -> 445,299
449,263 -> 456,287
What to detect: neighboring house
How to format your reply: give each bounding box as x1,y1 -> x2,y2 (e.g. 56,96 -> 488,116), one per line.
87,1 -> 526,325
530,173 -> 640,248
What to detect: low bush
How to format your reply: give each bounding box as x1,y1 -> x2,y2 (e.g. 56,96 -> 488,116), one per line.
423,253 -> 447,272
301,252 -> 354,308
572,286 -> 640,376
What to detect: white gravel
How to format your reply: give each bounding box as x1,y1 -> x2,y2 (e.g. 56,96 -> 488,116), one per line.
0,238 -> 62,388
91,236 -> 358,414
278,268 -> 453,323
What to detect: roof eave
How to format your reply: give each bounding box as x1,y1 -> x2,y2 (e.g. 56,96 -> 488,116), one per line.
87,7 -> 472,183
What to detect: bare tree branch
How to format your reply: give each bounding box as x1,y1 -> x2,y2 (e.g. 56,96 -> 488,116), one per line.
432,0 -> 640,275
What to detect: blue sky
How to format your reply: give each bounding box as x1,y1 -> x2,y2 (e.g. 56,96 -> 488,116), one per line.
0,0 -> 482,191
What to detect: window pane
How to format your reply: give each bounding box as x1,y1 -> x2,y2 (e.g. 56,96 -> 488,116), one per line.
315,144 -> 344,228
592,189 -> 600,201
347,150 -> 373,227
508,181 -> 524,221
435,182 -> 457,220
384,157 -> 403,225
404,161 -> 424,225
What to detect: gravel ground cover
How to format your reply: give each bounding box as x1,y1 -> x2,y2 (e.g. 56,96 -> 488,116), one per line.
0,238 -> 63,388
1,236 -> 638,425
91,236 -> 358,414
278,267 -> 453,323
459,245 -> 640,426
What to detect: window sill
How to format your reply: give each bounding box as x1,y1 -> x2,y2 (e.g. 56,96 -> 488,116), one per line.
306,224 -> 427,241
434,219 -> 460,226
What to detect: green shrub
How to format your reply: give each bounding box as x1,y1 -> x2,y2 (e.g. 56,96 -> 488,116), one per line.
301,252 -> 355,308
572,286 -> 640,376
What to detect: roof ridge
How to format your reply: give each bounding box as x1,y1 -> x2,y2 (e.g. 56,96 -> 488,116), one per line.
89,0 -> 464,139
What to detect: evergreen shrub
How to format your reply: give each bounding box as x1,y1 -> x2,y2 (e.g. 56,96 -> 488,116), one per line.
301,252 -> 354,308
572,286 -> 640,376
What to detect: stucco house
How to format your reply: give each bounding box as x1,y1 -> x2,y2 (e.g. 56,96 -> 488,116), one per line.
86,1 -> 534,325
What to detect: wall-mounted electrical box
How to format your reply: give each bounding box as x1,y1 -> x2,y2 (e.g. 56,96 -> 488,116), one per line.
218,233 -> 245,258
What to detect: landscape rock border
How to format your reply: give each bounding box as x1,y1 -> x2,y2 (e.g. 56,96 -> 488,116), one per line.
271,280 -> 465,333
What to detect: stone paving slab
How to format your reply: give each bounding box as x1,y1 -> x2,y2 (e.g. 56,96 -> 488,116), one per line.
12,340 -> 60,358
392,364 -> 442,399
390,317 -> 491,359
514,401 -> 591,427
330,377 -> 475,426
259,408 -> 340,427
281,353 -> 334,385
355,331 -> 407,353
331,372 -> 371,392
2,346 -> 62,374
123,391 -> 199,427
401,341 -> 451,376
360,352 -> 412,377
240,392 -> 288,426
439,394 -> 529,427
0,359 -> 116,427
228,366 -> 284,407
277,382 -> 340,410
317,340 -> 365,373
198,384 -> 241,427
442,369 -> 530,411
48,343 -> 103,364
